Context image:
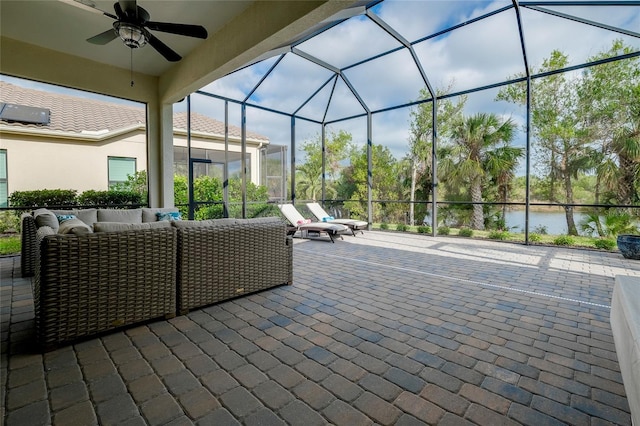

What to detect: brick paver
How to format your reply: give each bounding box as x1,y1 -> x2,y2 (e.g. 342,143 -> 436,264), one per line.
2,232 -> 639,425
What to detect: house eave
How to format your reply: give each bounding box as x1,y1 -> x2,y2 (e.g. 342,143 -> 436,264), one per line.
0,123 -> 145,142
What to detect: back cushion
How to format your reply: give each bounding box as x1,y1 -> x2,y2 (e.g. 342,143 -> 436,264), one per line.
33,209 -> 59,233
97,209 -> 143,223
142,207 -> 180,222
74,209 -> 98,226
50,208 -> 98,227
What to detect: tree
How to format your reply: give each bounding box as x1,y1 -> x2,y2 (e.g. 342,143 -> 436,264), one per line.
443,113 -> 519,230
295,130 -> 352,201
497,50 -> 596,235
407,86 -> 466,225
578,40 -> 640,206
337,143 -> 400,222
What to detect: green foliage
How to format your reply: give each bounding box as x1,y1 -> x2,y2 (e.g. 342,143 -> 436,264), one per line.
532,224 -> 548,235
340,143 -> 403,223
437,226 -> 450,235
488,230 -> 510,240
9,189 -> 77,208
458,227 -> 474,237
296,130 -> 352,200
111,170 -> 148,202
593,238 -> 616,250
0,211 -> 20,233
417,225 -> 431,234
579,209 -> 639,237
553,235 -> 575,246
174,174 -> 270,220
77,190 -> 143,206
380,223 -> 389,230
396,224 -> 409,232
529,233 -> 542,242
0,236 -> 20,255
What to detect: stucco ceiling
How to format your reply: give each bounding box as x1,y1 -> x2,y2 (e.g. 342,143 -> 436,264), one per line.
0,0 -> 254,76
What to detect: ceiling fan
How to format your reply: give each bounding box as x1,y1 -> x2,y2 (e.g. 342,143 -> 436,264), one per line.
79,0 -> 208,62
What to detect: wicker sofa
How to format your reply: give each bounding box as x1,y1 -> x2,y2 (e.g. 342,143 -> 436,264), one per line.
174,217 -> 293,314
24,209 -> 292,349
21,207 -> 178,277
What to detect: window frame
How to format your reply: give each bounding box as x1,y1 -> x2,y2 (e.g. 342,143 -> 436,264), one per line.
0,149 -> 7,208
107,156 -> 137,188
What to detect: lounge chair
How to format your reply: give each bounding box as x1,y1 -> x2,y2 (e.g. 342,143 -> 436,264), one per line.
278,204 -> 347,243
306,202 -> 367,236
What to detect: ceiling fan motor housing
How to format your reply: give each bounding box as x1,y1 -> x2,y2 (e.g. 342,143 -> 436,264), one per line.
113,21 -> 147,48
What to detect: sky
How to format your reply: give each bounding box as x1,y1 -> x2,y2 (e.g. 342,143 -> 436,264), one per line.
190,0 -> 640,173
4,0 -> 639,176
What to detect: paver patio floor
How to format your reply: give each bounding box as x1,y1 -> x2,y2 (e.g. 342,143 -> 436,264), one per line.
2,231 -> 640,425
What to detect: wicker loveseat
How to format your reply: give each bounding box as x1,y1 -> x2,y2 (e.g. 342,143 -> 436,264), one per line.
174,217 -> 293,314
35,225 -> 178,350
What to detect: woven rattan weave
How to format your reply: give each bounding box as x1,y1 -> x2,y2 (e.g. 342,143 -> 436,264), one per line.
35,227 -> 177,350
176,218 -> 292,313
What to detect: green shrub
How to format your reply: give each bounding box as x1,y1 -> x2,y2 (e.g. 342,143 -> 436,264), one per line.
78,190 -> 143,206
532,225 -> 548,235
396,224 -> 409,232
553,235 -> 575,246
529,233 -> 542,242
9,189 -> 77,208
437,226 -> 450,235
417,225 -> 431,234
458,227 -> 473,237
0,211 -> 20,233
380,223 -> 389,230
593,238 -> 616,250
488,230 -> 510,240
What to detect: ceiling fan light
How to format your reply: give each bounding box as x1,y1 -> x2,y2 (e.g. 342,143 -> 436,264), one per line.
113,22 -> 147,48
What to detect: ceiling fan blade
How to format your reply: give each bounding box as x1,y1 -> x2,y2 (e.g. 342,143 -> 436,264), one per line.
87,29 -> 118,45
58,0 -> 117,19
146,21 -> 208,39
146,32 -> 181,62
118,0 -> 137,17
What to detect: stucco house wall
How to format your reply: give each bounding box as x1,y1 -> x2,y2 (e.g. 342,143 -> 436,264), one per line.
0,81 -> 269,202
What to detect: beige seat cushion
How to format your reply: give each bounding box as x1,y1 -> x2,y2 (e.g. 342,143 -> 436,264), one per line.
93,221 -> 171,232
171,218 -> 237,229
58,218 -> 93,235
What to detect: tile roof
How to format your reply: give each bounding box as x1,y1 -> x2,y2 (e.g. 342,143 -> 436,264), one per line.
0,81 -> 268,142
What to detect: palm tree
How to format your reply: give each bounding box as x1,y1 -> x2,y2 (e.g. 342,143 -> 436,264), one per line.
447,113 -> 518,230
487,145 -> 525,225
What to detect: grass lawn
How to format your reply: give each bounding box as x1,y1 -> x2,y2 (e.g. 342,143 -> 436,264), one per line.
373,223 -> 619,251
0,235 -> 21,256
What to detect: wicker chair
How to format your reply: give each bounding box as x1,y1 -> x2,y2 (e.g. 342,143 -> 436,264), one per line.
35,227 -> 177,350
20,213 -> 38,277
176,217 -> 293,314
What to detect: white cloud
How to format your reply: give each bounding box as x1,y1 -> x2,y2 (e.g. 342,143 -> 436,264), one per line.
192,0 -> 639,169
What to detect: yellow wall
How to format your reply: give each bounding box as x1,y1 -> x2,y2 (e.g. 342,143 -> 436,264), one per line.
1,131 -> 263,195
1,132 -> 147,194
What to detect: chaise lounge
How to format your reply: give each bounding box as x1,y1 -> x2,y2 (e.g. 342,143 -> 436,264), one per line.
306,202 -> 367,236
278,204 -> 347,243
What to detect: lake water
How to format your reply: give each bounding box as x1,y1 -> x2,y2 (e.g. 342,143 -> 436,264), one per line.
504,210 -> 589,235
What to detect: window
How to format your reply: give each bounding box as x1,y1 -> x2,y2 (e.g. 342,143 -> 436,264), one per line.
108,157 -> 136,187
0,150 -> 7,207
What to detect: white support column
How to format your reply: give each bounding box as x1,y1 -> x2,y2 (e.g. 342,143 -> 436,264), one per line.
147,101 -> 175,208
